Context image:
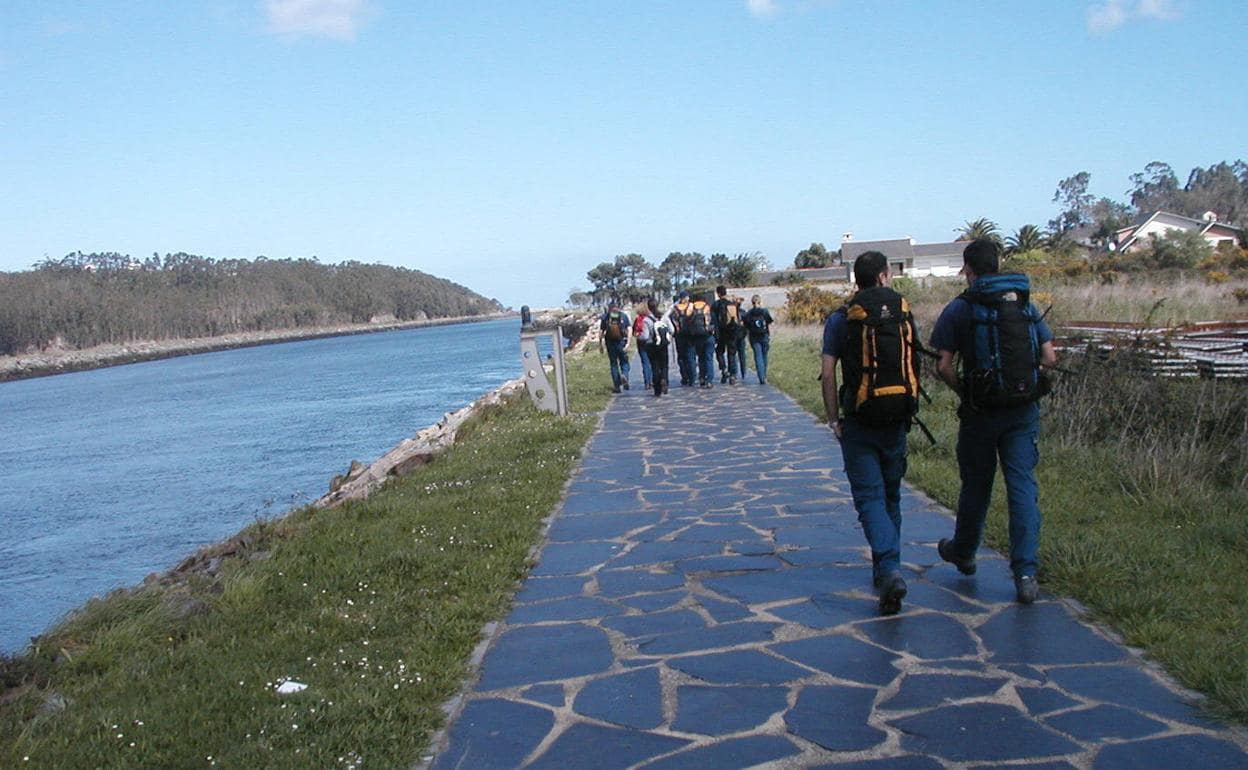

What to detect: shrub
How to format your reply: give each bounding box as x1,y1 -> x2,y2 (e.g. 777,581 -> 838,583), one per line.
771,272 -> 807,286
1206,270 -> 1231,284
783,285 -> 848,324
1232,288 -> 1248,305
890,276 -> 918,295
1143,229 -> 1213,269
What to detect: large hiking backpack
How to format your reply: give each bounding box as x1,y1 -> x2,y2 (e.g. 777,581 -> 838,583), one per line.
686,301 -> 712,337
961,273 -> 1046,409
671,300 -> 689,335
720,301 -> 740,334
839,286 -> 921,426
604,310 -> 626,342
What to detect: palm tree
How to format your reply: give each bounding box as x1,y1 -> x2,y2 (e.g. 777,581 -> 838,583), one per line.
1006,224 -> 1047,255
955,218 -> 1001,242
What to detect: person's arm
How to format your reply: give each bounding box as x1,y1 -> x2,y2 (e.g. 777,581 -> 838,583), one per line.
936,350 -> 959,392
1038,340 -> 1057,369
821,354 -> 842,438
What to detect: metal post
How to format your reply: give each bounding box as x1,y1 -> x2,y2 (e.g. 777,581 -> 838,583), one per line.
520,329 -> 568,416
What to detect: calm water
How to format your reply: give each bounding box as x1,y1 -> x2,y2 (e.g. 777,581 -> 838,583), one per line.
0,318 -> 526,653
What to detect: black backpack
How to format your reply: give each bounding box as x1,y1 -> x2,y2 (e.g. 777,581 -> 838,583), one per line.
746,308 -> 769,334
685,301 -> 712,337
838,286 -> 921,426
961,273 -> 1047,409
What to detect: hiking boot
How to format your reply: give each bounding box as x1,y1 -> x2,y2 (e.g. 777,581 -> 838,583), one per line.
612,386 -> 621,394
1015,575 -> 1039,605
878,573 -> 907,616
938,538 -> 976,575
622,381 -> 629,391
721,374 -> 728,384
729,376 -> 737,385
662,382 -> 669,394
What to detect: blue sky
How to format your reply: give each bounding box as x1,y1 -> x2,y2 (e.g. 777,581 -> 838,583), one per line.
2,1 -> 1245,308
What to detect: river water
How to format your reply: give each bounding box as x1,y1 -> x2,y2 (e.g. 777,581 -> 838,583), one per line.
0,318 -> 526,654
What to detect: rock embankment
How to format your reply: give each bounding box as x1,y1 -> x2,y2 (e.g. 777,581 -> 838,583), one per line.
527,309 -> 591,346
0,313 -> 514,383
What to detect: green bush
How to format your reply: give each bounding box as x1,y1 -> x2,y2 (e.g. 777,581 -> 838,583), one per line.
783,285 -> 848,324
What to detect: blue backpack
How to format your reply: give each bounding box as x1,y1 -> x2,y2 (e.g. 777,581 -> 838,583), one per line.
960,273 -> 1047,409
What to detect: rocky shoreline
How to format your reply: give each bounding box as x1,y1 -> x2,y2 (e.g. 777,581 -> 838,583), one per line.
0,313 -> 516,383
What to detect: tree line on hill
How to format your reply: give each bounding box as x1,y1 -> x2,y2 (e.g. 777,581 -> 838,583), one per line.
0,252 -> 504,356
570,251 -> 769,307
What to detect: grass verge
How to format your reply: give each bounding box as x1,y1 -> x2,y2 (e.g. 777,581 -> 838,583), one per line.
767,333 -> 1248,725
0,347 -> 612,769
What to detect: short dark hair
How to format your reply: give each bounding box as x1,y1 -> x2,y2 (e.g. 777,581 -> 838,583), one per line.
852,251 -> 888,288
716,285 -> 727,297
962,237 -> 1000,276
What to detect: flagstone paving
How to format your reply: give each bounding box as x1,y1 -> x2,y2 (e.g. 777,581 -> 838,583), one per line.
427,382 -> 1248,769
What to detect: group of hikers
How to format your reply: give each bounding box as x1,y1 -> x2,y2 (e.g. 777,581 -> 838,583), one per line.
822,238 -> 1057,615
596,237 -> 1057,617
598,285 -> 775,396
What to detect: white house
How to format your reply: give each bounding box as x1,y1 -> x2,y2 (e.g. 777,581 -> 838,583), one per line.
1113,211 -> 1244,253
840,235 -> 966,279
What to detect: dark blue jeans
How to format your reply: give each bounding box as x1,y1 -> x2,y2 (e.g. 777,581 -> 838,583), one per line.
750,336 -> 769,382
697,336 -> 716,384
636,343 -> 652,386
733,334 -> 747,379
839,418 -> 907,579
675,335 -> 692,384
606,341 -> 630,388
948,403 -> 1042,579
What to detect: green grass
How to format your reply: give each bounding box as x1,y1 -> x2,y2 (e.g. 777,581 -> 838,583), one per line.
0,347 -> 613,769
767,334 -> 1248,724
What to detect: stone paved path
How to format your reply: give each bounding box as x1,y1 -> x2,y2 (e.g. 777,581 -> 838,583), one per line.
428,383 -> 1248,769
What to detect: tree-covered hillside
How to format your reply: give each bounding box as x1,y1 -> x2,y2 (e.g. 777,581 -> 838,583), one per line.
0,252 -> 504,355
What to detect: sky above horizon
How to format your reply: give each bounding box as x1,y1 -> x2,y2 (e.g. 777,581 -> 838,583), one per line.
2,1 -> 1245,308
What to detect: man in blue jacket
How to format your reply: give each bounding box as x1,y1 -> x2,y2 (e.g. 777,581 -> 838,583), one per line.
930,238 -> 1057,604
822,251 -> 918,615
599,301 -> 632,394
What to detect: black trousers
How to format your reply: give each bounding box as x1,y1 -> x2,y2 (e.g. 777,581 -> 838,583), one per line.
647,343 -> 670,395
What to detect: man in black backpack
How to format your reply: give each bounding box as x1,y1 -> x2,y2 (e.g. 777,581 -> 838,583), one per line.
687,291 -> 716,388
712,285 -> 741,384
931,237 -> 1057,604
822,251 -> 920,615
670,291 -> 694,386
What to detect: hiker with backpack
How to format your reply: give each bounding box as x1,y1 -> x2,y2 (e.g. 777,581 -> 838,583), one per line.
687,291 -> 717,388
669,290 -> 694,387
931,237 -> 1057,605
632,304 -> 653,391
822,251 -> 922,615
730,296 -> 749,383
598,301 -> 632,394
712,285 -> 742,385
743,295 -> 774,384
639,298 -> 673,397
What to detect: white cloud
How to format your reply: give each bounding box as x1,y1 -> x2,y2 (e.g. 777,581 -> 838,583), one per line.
1136,0 -> 1180,21
1087,0 -> 1181,34
1087,0 -> 1129,33
265,0 -> 373,41
747,0 -> 779,18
